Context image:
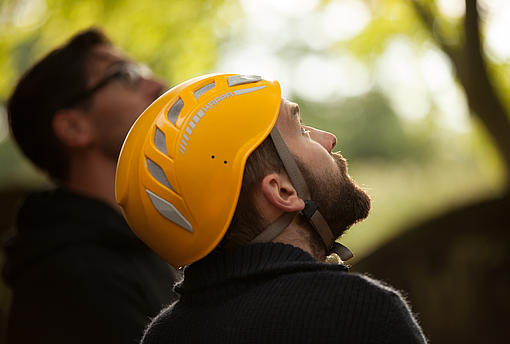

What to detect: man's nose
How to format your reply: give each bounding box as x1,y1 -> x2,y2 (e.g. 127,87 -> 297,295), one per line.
308,127 -> 337,153
143,77 -> 167,99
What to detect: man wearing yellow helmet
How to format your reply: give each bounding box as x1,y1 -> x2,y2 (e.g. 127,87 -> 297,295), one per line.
4,28 -> 179,344
117,74 -> 427,343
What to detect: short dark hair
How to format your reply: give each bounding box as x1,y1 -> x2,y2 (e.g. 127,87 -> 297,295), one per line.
7,27 -> 110,181
222,135 -> 285,247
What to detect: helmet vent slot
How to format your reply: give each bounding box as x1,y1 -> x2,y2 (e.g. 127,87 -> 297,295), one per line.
167,98 -> 184,125
147,158 -> 174,191
146,189 -> 193,232
193,82 -> 215,99
227,75 -> 261,87
154,127 -> 168,156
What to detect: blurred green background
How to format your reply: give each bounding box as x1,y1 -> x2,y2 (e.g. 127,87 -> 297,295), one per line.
1,0 -> 509,342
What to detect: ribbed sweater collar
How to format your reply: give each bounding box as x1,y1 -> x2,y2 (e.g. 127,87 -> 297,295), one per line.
177,242 -> 348,294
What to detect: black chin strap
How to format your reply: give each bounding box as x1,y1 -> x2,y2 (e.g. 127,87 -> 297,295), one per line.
250,127 -> 353,262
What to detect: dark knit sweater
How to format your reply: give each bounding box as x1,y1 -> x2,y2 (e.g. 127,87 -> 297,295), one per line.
142,242 -> 427,344
3,188 -> 179,344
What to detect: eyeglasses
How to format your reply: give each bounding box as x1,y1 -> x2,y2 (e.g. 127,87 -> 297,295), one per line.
63,62 -> 152,108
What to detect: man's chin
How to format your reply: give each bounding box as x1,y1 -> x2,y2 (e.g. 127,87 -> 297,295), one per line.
331,178 -> 371,237
332,155 -> 371,234
296,152 -> 371,237
350,183 -> 371,224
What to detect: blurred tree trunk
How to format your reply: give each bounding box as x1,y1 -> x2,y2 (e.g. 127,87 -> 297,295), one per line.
352,192 -> 510,343
412,0 -> 510,188
355,2 -> 510,342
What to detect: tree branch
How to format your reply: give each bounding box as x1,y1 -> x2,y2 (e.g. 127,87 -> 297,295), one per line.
411,0 -> 510,186
410,0 -> 457,63
460,0 -> 510,185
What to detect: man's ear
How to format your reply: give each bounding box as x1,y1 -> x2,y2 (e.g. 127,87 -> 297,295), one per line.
52,109 -> 95,148
261,172 -> 305,212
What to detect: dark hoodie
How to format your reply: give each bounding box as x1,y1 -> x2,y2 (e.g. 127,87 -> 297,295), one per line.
2,188 -> 178,344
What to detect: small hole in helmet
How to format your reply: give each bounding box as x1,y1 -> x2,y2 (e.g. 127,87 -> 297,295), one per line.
211,155 -> 215,159
224,161 -> 228,164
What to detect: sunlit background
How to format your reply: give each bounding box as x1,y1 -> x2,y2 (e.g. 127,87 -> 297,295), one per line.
1,0 -> 509,342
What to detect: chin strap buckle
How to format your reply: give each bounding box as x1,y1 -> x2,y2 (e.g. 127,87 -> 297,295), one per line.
301,200 -> 354,262
330,242 -> 354,261
300,200 -> 318,221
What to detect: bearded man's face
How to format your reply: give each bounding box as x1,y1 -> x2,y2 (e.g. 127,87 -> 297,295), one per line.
297,152 -> 371,240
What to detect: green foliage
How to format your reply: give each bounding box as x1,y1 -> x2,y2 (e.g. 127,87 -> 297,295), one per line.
0,0 -> 230,187
297,92 -> 435,162
0,0 -> 227,102
488,62 -> 510,112
0,0 -> 505,250
346,0 -> 431,59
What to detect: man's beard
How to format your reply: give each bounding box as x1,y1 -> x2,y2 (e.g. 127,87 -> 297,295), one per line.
296,152 -> 371,240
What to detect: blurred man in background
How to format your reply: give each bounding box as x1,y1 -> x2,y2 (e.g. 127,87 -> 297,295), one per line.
2,28 -> 179,344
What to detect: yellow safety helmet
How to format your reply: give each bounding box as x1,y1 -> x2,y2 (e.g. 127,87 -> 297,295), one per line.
115,74 -> 282,267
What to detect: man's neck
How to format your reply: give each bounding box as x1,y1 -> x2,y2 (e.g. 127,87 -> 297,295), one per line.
63,153 -> 121,212
272,217 -> 326,261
